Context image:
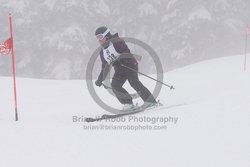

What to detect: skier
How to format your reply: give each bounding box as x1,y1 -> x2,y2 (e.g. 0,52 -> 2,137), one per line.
94,26 -> 157,111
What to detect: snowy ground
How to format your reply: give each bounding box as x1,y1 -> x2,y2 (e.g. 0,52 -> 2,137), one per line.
0,55 -> 250,167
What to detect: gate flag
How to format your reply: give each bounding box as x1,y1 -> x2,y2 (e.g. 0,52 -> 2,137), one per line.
0,37 -> 13,55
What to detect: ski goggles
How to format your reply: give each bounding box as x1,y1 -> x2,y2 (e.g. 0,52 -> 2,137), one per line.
95,28 -> 110,40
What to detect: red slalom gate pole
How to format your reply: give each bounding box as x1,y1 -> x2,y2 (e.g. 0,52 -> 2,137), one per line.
9,13 -> 18,121
244,27 -> 248,72
244,25 -> 250,72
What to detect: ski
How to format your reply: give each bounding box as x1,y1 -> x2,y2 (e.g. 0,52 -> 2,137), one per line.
85,100 -> 163,122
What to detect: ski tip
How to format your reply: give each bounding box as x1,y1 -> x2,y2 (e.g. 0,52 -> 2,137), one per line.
101,115 -> 111,119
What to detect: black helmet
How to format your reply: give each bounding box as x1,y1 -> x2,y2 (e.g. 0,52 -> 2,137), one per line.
95,26 -> 111,39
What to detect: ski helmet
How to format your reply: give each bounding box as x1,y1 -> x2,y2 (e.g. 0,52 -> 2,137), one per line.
95,26 -> 111,40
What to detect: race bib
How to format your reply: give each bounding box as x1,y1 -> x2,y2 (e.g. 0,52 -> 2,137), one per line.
103,43 -> 120,64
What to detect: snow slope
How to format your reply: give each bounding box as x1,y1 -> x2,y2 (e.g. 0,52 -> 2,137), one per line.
0,55 -> 250,167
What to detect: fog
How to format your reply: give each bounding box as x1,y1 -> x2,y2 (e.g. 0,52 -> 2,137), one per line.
0,0 -> 249,79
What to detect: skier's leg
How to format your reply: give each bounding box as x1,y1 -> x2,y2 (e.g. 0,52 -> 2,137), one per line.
127,65 -> 156,103
111,71 -> 133,104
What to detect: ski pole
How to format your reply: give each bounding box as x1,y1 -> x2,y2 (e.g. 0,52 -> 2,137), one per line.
121,64 -> 175,90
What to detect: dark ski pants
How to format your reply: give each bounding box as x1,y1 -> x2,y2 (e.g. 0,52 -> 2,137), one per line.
111,64 -> 156,104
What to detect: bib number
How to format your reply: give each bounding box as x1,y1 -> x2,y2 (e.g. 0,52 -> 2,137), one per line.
103,44 -> 120,64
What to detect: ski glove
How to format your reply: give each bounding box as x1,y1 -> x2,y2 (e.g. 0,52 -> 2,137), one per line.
95,80 -> 102,87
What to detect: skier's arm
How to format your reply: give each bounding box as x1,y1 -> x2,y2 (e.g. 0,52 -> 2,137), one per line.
97,60 -> 110,83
